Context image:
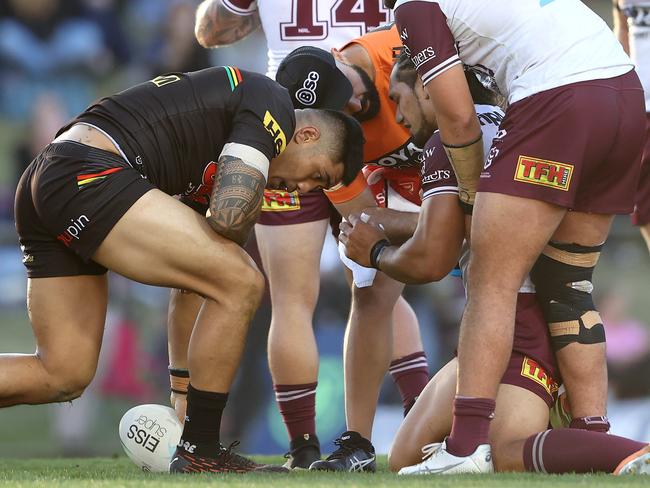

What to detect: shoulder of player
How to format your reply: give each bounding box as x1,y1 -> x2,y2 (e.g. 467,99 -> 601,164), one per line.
341,42 -> 375,80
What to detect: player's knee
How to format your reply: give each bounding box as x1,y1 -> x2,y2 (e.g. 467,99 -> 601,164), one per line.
490,439 -> 519,472
222,257 -> 265,306
530,241 -> 606,351
45,364 -> 96,402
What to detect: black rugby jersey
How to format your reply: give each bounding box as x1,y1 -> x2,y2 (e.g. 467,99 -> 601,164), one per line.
59,67 -> 295,203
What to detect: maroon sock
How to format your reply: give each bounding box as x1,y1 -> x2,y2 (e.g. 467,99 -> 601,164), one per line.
523,429 -> 646,473
570,416 -> 610,433
446,396 -> 496,456
389,351 -> 429,416
273,382 -> 317,440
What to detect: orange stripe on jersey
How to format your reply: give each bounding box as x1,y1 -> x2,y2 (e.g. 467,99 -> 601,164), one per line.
340,25 -> 414,167
325,171 -> 367,204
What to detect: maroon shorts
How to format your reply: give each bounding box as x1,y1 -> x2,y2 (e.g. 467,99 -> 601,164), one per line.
500,293 -> 560,408
257,188 -> 333,225
632,114 -> 650,226
480,70 -> 646,214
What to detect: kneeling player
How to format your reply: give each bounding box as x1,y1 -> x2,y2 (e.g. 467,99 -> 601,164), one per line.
5,66 -> 363,474
341,53 -> 650,475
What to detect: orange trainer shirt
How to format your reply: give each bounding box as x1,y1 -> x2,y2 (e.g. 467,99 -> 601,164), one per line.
325,24 -> 422,205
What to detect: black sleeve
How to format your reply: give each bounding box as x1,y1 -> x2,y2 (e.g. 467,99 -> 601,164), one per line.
229,74 -> 296,161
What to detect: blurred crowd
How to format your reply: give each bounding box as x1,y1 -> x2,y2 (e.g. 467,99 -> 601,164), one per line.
0,0 -> 210,220
0,0 -> 649,457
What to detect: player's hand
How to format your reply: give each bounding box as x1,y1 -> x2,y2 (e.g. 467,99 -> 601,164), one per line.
170,391 -> 187,424
339,212 -> 388,268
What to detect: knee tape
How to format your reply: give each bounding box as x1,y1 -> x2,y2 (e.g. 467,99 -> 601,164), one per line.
530,241 -> 606,351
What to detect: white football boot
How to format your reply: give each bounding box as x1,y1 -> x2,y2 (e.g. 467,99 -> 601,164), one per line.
614,445 -> 650,475
398,439 -> 494,475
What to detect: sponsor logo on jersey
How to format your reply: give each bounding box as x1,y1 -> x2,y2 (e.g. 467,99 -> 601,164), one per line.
184,161 -> 217,206
150,74 -> 181,87
263,111 -> 287,156
520,356 -> 559,395
57,215 -> 90,247
477,110 -> 504,127
261,189 -> 301,211
514,156 -> 573,191
366,140 -> 422,168
422,169 -> 452,185
411,46 -> 436,68
295,71 -> 320,106
400,27 -> 408,41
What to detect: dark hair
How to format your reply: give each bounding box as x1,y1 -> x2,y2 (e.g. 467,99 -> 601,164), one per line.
320,109 -> 365,185
384,0 -> 397,8
393,50 -> 504,108
393,49 -> 418,88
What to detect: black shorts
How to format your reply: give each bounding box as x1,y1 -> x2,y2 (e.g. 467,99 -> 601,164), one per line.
14,141 -> 155,278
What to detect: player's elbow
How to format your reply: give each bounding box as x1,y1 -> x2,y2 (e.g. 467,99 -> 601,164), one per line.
408,260 -> 451,284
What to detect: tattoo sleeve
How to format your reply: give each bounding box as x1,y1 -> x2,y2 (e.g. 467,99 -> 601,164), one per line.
195,0 -> 261,48
207,155 -> 266,246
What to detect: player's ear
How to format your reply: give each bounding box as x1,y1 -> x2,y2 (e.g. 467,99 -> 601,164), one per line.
294,126 -> 320,144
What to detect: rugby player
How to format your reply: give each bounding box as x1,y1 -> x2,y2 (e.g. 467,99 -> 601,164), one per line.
343,53 -> 650,476
183,1 -> 429,469
275,25 -> 430,472
5,66 -> 364,474
383,0 -> 646,472
613,0 -> 650,251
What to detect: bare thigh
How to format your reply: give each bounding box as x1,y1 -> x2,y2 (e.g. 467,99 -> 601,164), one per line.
92,189 -> 261,299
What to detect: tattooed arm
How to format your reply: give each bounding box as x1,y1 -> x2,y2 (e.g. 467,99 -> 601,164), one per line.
207,155 -> 266,246
195,0 -> 261,48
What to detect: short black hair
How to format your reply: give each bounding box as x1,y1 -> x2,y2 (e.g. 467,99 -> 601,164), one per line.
393,50 -> 504,108
320,109 -> 365,185
384,0 -> 397,8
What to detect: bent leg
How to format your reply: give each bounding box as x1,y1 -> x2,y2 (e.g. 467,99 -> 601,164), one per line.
0,274 -> 108,407
93,189 -> 265,393
458,193 -> 565,398
388,359 -> 457,472
450,192 -> 565,455
539,211 -> 614,419
345,272 -> 404,438
489,385 -> 549,472
389,296 -> 428,416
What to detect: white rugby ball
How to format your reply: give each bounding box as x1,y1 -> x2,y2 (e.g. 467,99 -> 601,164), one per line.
119,404 -> 182,472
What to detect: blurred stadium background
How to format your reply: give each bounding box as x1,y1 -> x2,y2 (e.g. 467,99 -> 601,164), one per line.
0,0 -> 648,459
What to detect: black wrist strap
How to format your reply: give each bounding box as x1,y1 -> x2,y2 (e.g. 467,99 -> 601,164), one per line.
168,367 -> 189,378
370,239 -> 391,269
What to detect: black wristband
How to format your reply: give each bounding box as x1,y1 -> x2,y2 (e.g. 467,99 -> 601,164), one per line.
369,239 -> 391,269
168,367 -> 189,378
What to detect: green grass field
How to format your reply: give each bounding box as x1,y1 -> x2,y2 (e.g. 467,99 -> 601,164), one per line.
0,456 -> 648,488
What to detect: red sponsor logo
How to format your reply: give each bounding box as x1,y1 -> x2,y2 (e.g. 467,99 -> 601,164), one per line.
262,189 -> 301,212
186,162 -> 218,206
520,357 -> 559,395
514,156 -> 573,191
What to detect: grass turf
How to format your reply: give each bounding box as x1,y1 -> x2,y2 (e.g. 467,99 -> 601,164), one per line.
0,456 -> 647,487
